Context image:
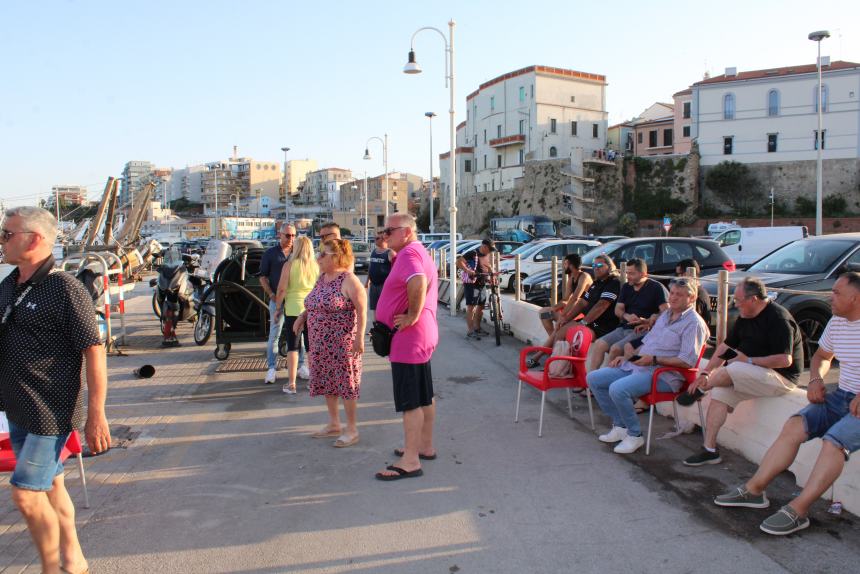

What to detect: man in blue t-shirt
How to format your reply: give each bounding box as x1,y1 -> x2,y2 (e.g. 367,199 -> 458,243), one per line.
259,223 -> 304,384
589,258 -> 668,371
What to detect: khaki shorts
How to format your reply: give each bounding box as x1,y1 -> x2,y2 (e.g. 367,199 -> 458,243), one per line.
710,362 -> 796,409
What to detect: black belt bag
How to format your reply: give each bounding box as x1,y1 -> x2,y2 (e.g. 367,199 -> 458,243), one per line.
369,321 -> 397,357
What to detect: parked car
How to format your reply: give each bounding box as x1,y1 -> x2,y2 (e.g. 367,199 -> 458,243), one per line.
352,241 -> 371,274
493,241 -> 524,256
563,234 -> 629,244
498,239 -> 601,291
579,237 -> 735,277
427,239 -> 450,251
713,226 -> 808,267
703,234 -> 860,358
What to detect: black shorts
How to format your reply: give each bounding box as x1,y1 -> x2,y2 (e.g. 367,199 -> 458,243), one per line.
281,316 -> 309,352
391,361 -> 434,412
369,283 -> 384,311
464,284 -> 487,306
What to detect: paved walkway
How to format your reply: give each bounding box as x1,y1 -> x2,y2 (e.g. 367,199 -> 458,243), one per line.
1,280 -> 858,573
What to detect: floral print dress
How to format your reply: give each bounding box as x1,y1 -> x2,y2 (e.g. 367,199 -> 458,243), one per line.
305,272 -> 362,399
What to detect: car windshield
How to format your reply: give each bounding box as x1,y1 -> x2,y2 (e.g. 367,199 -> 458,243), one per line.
581,240 -> 626,266
747,239 -> 855,274
535,221 -> 555,236
352,242 -> 369,252
509,242 -> 545,257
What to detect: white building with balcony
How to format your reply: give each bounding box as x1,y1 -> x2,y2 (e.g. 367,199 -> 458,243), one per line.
439,65 -> 607,216
692,60 -> 860,166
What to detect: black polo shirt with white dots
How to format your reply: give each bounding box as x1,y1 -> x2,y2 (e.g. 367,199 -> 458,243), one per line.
0,256 -> 101,435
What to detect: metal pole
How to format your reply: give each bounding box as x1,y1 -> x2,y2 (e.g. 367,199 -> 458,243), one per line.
716,269 -> 729,346
815,40 -> 824,236
428,112 -> 436,233
364,171 -> 369,239
514,255 -> 522,301
770,188 -> 775,227
550,256 -> 558,306
384,134 -> 389,220
55,187 -> 60,223
448,19 -> 457,317
214,167 -> 219,239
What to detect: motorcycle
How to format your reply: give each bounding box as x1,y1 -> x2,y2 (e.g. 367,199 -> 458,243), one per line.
149,247 -> 197,347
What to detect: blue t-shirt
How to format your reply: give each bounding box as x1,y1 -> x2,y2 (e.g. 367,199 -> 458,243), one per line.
618,278 -> 668,328
259,245 -> 289,289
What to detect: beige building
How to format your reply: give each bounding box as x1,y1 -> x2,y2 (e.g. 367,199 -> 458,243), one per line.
284,159 -> 318,200
338,172 -> 423,216
299,168 -> 353,207
332,199 -> 389,239
48,185 -> 87,208
201,157 -> 282,215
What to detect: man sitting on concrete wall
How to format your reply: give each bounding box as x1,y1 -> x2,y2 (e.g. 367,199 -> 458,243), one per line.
713,272 -> 860,535
682,277 -> 804,466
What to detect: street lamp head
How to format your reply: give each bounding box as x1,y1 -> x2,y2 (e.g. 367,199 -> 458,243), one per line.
425,111 -> 436,118
808,30 -> 830,42
363,148 -> 372,160
403,50 -> 422,74
281,147 -> 290,152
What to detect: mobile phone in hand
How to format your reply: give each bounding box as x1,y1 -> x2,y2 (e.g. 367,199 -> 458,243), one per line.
629,354 -> 642,362
540,310 -> 553,320
719,348 -> 738,361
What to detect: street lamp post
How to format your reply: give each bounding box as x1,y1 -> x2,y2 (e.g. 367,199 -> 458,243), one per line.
281,146 -> 290,210
229,193 -> 239,218
213,165 -> 219,238
425,111 -> 437,233
809,29 -> 830,236
404,19 -> 457,315
364,135 -> 389,220
352,184 -> 368,243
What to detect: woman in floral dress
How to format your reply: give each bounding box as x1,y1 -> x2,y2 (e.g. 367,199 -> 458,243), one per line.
293,239 -> 367,447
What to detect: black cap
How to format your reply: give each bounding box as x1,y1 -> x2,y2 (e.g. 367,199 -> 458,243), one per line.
481,239 -> 497,252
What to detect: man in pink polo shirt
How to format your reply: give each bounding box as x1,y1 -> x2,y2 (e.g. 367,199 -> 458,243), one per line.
374,213 -> 439,481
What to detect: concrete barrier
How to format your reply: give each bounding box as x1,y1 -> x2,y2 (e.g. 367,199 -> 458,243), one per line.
498,294 -> 860,514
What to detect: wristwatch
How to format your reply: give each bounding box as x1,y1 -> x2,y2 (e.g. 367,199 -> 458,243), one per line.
652,356 -> 658,366
747,357 -> 754,365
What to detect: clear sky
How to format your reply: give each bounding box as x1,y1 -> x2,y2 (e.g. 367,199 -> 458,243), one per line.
1,0 -> 857,206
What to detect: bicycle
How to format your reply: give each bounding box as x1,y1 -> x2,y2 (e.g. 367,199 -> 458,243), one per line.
477,271 -> 504,346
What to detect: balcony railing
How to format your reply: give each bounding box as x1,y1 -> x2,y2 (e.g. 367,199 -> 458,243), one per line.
488,134 -> 526,148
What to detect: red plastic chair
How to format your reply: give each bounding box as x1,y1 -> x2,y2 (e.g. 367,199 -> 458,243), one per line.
516,325 -> 594,436
0,430 -> 90,508
641,345 -> 707,455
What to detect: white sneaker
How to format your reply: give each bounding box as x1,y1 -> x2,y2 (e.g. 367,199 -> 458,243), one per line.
264,368 -> 277,384
598,426 -> 628,443
613,435 -> 645,454
297,365 -> 310,380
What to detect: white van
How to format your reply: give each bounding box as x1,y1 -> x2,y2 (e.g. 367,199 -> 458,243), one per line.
714,226 -> 808,266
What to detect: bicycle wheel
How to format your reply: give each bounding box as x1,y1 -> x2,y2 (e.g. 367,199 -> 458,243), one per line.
492,293 -> 502,346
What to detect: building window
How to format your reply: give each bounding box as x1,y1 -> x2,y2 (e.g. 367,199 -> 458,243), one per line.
483,129 -> 487,143
723,93 -> 735,120
571,121 -> 577,136
814,129 -> 827,150
519,86 -> 525,102
497,124 -> 502,138
549,146 -> 558,158
550,119 -> 557,134
484,155 -> 487,168
592,123 -> 599,138
465,159 -> 471,173
683,101 -> 691,119
682,125 -> 691,138
518,149 -> 524,164
768,134 -> 778,152
767,89 -> 780,116
723,136 -> 733,155
663,129 -> 673,147
490,96 -> 495,111
519,119 -> 525,135
483,183 -> 488,192
530,84 -> 534,98
637,132 -> 643,144
492,179 -> 495,191
813,84 -> 829,112
497,154 -> 502,168
649,130 -> 658,148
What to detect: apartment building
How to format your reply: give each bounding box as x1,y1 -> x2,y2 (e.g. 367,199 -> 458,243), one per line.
47,185 -> 87,208
169,165 -> 206,204
299,168 -> 353,207
338,172 -> 423,215
691,60 -> 860,165
200,157 -> 282,215
120,160 -> 154,207
284,159 -> 318,200
438,65 -> 608,209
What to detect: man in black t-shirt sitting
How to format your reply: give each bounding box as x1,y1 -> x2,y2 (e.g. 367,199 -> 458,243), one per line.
682,277 -> 804,466
592,258 -> 668,372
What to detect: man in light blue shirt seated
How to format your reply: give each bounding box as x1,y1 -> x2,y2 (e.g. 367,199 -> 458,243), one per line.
586,278 -> 709,455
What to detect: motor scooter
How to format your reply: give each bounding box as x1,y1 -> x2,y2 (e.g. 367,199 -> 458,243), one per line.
149,247 -> 196,347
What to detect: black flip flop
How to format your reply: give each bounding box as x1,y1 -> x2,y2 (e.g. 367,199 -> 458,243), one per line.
393,448 -> 437,460
375,465 -> 424,481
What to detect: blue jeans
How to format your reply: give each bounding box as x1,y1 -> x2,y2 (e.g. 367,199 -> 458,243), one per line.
586,367 -> 672,437
797,388 -> 860,454
267,300 -> 304,370
8,422 -> 68,491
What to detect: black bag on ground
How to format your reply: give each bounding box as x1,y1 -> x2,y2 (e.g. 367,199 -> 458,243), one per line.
369,321 -> 397,357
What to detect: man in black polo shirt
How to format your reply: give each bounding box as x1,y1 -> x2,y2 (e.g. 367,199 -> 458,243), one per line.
0,206 -> 110,574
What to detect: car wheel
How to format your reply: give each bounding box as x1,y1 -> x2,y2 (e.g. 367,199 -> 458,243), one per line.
794,309 -> 828,366
506,274 -> 526,292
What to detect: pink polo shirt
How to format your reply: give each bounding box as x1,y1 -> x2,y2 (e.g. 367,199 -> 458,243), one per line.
375,240 -> 439,364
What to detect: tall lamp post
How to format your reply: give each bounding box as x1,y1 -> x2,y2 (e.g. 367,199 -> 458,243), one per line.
425,111 -> 437,233
809,29 -> 830,236
281,146 -> 290,214
404,20 -> 457,315
364,135 -> 389,220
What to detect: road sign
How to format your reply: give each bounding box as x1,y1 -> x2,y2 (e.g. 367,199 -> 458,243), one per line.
663,216 -> 671,226
663,223 -> 672,233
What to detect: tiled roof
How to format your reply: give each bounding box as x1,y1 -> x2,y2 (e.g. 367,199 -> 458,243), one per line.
695,60 -> 860,85
466,65 -> 606,101
673,88 -> 692,97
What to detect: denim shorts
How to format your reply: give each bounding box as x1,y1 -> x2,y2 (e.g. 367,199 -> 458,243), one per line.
8,421 -> 68,491
464,284 -> 487,306
796,388 -> 860,455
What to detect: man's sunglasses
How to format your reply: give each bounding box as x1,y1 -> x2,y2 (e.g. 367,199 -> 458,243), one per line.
0,229 -> 38,241
382,226 -> 407,236
278,233 -> 295,238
